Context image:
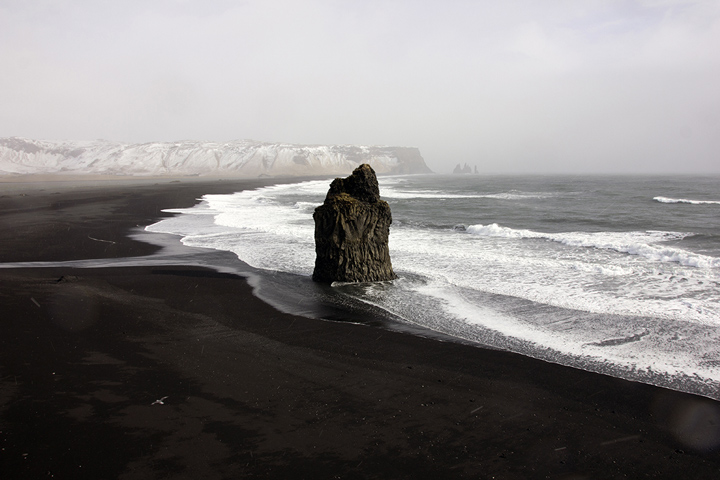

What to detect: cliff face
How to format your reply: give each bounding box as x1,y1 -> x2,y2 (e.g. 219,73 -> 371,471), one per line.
0,137 -> 432,177
312,164 -> 397,284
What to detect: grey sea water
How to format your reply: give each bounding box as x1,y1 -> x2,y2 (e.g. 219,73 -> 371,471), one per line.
146,174 -> 720,399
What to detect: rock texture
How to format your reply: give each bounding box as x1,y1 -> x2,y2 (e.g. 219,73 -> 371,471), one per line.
312,164 -> 397,283
0,137 -> 432,177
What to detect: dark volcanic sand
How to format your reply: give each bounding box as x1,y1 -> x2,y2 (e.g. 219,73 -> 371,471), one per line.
2,178 -> 720,479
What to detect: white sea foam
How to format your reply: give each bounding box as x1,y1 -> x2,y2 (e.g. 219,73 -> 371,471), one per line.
464,223 -> 719,269
381,187 -> 553,200
391,227 -> 719,325
147,181 -> 720,325
359,273 -> 720,394
654,196 -> 720,205
480,191 -> 555,200
145,176 -> 720,399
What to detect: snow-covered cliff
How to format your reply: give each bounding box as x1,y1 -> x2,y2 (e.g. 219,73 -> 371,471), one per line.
0,138 -> 431,177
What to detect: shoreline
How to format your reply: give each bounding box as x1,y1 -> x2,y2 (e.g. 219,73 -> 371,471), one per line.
2,177 -> 720,478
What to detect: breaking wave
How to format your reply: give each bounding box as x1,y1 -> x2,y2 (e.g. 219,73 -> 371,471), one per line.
654,196 -> 720,205
464,223 -> 720,269
381,187 -> 554,201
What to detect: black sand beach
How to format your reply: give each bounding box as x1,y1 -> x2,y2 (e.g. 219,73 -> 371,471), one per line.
2,178 -> 720,479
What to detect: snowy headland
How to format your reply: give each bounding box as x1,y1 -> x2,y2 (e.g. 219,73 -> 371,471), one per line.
0,137 -> 432,177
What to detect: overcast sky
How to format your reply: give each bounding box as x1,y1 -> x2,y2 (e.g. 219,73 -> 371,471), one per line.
1,0 -> 718,173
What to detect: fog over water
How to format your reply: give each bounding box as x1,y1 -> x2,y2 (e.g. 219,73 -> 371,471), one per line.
1,0 -> 718,174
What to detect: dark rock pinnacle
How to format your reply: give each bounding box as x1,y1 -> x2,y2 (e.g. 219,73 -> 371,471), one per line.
312,164 -> 397,283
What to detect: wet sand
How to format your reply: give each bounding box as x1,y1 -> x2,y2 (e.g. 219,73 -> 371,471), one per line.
2,177 -> 720,479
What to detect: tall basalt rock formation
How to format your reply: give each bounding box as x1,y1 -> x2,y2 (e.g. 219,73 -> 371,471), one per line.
312,164 -> 397,283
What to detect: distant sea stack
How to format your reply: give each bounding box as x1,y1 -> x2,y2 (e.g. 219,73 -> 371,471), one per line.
312,164 -> 397,284
0,137 -> 432,177
453,163 -> 479,174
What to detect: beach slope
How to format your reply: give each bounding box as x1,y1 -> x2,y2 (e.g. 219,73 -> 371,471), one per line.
1,178 -> 720,479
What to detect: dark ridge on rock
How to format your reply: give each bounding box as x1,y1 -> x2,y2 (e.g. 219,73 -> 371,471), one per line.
326,163 -> 381,204
312,164 -> 397,283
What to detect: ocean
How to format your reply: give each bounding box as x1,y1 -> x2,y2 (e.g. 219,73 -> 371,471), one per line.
146,174 -> 720,400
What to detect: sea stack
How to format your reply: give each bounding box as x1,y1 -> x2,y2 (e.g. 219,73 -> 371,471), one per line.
312,164 -> 397,283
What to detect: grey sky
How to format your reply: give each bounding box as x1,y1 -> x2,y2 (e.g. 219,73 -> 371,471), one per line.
1,0 -> 718,173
